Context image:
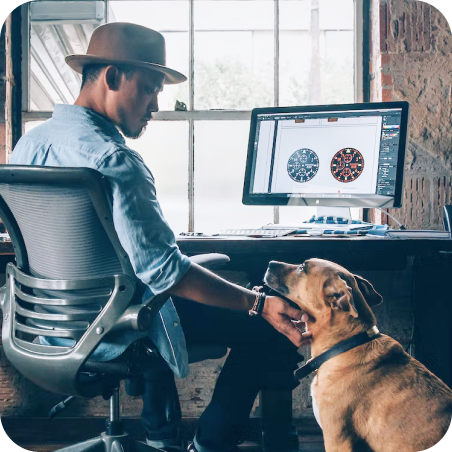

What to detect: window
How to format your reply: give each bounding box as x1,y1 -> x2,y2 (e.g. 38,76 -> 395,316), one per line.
22,0 -> 361,232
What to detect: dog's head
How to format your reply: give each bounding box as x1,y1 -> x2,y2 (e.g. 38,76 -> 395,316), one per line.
264,258 -> 382,333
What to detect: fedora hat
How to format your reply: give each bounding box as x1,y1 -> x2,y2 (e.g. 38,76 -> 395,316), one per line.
65,22 -> 187,85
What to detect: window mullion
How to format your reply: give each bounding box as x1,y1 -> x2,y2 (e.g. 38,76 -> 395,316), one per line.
21,3 -> 30,114
354,0 -> 364,103
273,0 -> 280,225
188,0 -> 195,232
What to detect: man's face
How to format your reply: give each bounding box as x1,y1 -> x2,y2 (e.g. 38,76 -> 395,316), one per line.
114,67 -> 164,139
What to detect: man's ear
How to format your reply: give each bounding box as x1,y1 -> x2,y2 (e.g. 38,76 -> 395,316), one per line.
323,277 -> 359,318
105,66 -> 122,91
353,274 -> 383,307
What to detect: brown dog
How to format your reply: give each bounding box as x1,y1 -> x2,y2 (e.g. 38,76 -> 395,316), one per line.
264,258 -> 452,452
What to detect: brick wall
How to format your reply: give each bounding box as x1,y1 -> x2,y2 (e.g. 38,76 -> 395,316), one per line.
1,22 -> 6,164
370,0 -> 452,229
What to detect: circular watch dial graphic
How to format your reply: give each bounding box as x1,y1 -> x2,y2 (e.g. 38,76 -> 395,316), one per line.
331,148 -> 364,183
287,149 -> 319,183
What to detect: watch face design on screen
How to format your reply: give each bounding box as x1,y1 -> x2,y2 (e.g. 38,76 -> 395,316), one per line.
287,149 -> 319,183
331,148 -> 364,183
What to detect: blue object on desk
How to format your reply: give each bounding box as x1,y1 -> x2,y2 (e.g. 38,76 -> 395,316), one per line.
323,229 -> 370,235
305,216 -> 371,225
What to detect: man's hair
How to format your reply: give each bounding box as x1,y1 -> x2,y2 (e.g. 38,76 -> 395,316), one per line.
81,64 -> 137,89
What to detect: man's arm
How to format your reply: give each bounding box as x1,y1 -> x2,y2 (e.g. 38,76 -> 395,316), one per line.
100,149 -> 311,347
169,262 -> 312,348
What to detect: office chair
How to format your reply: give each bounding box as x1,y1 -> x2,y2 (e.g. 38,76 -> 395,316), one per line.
0,165 -> 230,452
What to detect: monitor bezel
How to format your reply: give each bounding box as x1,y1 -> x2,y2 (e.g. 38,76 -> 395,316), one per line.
242,101 -> 409,208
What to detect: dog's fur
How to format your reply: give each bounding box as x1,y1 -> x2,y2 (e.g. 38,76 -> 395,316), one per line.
264,258 -> 452,452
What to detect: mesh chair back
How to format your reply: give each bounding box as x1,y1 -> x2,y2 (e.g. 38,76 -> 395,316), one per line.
0,166 -> 140,396
0,184 -> 122,279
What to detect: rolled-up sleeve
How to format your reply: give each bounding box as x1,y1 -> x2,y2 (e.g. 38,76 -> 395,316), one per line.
97,147 -> 191,296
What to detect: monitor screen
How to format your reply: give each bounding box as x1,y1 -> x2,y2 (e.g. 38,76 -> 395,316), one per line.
243,102 -> 409,208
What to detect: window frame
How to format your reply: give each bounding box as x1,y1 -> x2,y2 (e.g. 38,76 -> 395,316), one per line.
20,0 -> 365,231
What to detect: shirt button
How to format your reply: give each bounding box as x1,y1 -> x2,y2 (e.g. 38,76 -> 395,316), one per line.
174,322 -> 179,327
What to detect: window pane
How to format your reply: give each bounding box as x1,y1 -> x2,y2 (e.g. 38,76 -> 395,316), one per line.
29,1 -> 105,110
24,121 -> 45,134
194,1 -> 274,110
110,1 -> 189,111
125,122 -> 189,234
22,120 -> 189,233
278,205 -> 318,226
194,121 -> 272,232
279,0 -> 354,106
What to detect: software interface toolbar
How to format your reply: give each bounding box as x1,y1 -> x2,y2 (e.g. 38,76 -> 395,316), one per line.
250,108 -> 403,199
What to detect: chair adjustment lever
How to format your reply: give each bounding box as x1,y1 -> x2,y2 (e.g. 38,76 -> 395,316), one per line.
48,396 -> 75,419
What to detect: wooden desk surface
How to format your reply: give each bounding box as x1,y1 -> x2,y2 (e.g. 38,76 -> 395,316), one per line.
176,235 -> 452,256
0,241 -> 14,255
1,236 -> 451,257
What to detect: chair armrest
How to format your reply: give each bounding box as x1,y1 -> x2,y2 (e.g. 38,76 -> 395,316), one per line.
114,303 -> 160,332
189,253 -> 230,270
123,254 -> 230,332
114,291 -> 170,333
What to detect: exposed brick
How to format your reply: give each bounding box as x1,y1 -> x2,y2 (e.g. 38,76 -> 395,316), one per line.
0,16 -> 6,166
370,1 -> 452,229
381,73 -> 394,86
0,123 -> 5,146
382,88 -> 393,102
380,2 -> 389,53
0,15 -> 4,167
381,54 -> 392,66
384,1 -> 431,54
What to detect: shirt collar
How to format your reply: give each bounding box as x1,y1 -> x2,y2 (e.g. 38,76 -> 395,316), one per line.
52,104 -> 126,145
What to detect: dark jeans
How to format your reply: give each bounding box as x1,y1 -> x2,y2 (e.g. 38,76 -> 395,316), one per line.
141,296 -> 302,452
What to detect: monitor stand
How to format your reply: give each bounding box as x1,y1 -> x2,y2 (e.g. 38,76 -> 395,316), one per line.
263,206 -> 352,230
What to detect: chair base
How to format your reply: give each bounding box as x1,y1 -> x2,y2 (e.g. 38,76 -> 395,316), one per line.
57,432 -> 161,452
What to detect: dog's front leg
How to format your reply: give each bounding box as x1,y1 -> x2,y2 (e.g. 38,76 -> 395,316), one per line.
323,432 -> 373,452
323,434 -> 356,452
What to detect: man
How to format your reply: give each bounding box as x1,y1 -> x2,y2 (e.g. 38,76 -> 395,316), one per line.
10,23 -> 311,452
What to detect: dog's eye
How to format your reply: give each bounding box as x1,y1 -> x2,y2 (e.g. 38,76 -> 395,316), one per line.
298,264 -> 305,273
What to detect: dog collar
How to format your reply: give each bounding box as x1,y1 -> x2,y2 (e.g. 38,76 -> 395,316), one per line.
294,326 -> 381,380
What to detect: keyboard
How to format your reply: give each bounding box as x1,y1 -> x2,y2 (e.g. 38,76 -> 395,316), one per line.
218,228 -> 297,237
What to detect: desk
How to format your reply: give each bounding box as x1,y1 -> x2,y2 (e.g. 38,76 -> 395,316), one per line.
1,236 -> 451,387
177,235 -> 452,256
178,235 -> 452,388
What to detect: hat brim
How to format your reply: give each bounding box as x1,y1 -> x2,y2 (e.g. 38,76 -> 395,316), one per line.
65,55 -> 187,85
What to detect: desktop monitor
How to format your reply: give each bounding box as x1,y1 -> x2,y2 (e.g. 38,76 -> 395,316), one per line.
243,102 -> 409,209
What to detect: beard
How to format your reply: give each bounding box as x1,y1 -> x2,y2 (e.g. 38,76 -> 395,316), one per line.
117,106 -> 147,139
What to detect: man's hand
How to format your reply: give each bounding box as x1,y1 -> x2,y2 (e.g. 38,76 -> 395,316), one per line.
261,295 -> 312,347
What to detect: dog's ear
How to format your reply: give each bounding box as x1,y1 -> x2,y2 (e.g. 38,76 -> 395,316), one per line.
353,274 -> 383,307
323,277 -> 359,318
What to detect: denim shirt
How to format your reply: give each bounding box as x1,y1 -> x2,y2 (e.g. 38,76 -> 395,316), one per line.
9,104 -> 191,378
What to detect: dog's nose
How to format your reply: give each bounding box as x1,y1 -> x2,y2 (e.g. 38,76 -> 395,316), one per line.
268,260 -> 282,269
